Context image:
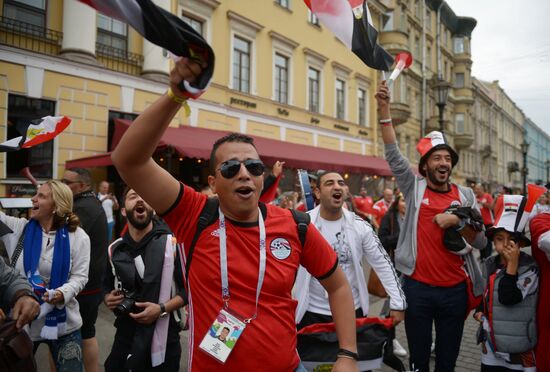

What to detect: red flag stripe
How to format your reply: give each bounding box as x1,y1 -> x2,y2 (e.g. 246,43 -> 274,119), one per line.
22,116 -> 72,148
298,316 -> 393,335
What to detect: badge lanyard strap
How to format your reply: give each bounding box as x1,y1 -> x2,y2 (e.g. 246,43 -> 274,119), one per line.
219,208 -> 266,324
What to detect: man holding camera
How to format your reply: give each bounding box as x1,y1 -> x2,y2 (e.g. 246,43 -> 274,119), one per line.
103,188 -> 185,372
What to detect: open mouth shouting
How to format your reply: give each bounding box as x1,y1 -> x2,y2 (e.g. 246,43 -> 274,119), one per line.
331,191 -> 344,204
234,185 -> 255,200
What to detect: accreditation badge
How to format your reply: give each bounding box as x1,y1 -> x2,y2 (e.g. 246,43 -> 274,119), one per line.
199,308 -> 246,363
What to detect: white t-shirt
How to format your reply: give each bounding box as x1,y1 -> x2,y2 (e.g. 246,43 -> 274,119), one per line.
307,216 -> 361,315
98,192 -> 115,223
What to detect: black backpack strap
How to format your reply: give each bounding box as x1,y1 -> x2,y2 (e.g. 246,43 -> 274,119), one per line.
185,197 -> 219,280
10,225 -> 27,268
290,209 -> 310,247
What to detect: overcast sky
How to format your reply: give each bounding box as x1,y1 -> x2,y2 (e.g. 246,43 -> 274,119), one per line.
445,0 -> 550,135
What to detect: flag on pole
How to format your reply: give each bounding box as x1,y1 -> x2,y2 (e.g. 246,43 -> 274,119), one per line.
78,0 -> 214,98
0,116 -> 72,152
297,317 -> 393,371
304,0 -> 394,71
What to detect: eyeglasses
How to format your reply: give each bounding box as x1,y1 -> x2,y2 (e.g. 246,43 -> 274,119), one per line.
217,159 -> 265,179
61,179 -> 81,185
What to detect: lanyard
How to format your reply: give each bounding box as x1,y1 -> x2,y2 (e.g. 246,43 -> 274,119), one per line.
219,208 -> 266,323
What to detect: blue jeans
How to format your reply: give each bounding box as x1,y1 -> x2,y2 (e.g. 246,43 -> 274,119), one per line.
107,221 -> 115,242
403,277 -> 467,372
33,329 -> 83,372
295,362 -> 308,372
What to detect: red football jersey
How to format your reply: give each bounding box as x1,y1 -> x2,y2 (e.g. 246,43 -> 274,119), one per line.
372,199 -> 390,226
163,184 -> 338,371
411,184 -> 467,286
477,193 -> 494,225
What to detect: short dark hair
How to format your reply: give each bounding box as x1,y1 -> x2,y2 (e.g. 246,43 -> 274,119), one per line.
317,171 -> 342,185
209,133 -> 257,175
69,168 -> 92,186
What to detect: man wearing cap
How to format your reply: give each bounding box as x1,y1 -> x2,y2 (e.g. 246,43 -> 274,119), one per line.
375,81 -> 487,372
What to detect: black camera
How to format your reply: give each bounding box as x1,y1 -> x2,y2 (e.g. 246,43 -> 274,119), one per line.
114,290 -> 141,317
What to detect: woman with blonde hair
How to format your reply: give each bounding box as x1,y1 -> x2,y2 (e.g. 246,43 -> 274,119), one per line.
0,180 -> 90,372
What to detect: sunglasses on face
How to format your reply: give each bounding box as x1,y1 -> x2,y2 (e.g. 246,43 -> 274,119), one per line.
217,159 -> 265,179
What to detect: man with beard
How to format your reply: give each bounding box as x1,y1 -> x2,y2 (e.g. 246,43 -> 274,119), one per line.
375,81 -> 487,372
103,188 -> 185,371
62,168 -> 108,372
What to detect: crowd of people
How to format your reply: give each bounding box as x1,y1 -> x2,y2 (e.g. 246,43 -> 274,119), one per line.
0,59 -> 549,372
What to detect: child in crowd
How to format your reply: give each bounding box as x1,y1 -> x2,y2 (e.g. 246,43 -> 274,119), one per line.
474,191 -> 542,371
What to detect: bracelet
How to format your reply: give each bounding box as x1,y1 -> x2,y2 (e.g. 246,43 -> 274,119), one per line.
336,354 -> 356,361
381,121 -> 393,127
379,118 -> 392,124
166,87 -> 187,105
337,348 -> 359,361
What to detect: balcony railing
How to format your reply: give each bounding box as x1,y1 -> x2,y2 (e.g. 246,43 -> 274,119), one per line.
0,16 -> 62,56
96,42 -> 143,76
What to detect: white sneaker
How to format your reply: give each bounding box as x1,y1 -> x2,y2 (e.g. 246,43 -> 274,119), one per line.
393,339 -> 408,357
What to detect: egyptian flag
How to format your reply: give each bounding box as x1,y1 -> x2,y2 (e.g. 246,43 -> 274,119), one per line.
78,0 -> 214,99
0,116 -> 72,152
297,317 -> 393,371
304,0 -> 393,71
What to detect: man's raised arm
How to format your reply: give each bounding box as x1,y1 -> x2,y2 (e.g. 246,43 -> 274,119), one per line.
375,81 -> 397,145
111,59 -> 205,214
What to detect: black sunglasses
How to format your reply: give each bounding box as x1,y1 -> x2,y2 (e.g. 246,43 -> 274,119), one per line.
217,159 -> 265,179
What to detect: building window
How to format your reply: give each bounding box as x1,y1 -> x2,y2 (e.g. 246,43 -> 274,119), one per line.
232,36 -> 251,93
425,8 -> 431,30
358,88 -> 368,127
454,73 -> 465,88
426,46 -> 431,69
3,0 -> 46,28
455,113 -> 465,134
454,37 -> 464,54
181,13 -> 204,36
97,13 -> 128,51
381,11 -> 393,31
276,0 -> 290,9
274,53 -> 289,104
414,36 -> 420,59
308,67 -> 320,113
308,9 -> 319,25
6,94 -> 55,179
336,79 -> 345,120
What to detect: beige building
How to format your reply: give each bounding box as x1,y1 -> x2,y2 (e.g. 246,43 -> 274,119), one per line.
0,0 -> 404,198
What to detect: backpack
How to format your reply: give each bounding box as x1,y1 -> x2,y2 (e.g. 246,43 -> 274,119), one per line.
185,198 -> 310,282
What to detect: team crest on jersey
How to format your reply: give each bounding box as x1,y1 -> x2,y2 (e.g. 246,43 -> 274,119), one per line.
450,200 -> 461,207
270,238 -> 292,260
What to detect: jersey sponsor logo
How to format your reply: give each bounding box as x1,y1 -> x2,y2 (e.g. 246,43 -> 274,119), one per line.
211,228 -> 220,237
422,198 -> 430,205
270,237 -> 292,260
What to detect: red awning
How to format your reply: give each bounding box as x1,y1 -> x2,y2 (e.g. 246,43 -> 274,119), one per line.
108,119 -> 392,175
66,119 -> 393,175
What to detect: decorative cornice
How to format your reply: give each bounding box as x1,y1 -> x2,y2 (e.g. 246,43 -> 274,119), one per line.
303,47 -> 328,63
227,11 -> 264,32
268,31 -> 299,49
331,61 -> 352,75
196,0 -> 220,9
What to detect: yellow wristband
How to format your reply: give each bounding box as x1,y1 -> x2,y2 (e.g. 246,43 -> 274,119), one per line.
167,87 -> 187,105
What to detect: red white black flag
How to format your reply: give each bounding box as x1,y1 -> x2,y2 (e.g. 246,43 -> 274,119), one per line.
304,0 -> 394,71
297,317 -> 393,371
0,116 -> 72,152
78,0 -> 214,98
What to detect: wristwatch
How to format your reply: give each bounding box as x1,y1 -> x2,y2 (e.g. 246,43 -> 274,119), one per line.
159,303 -> 168,319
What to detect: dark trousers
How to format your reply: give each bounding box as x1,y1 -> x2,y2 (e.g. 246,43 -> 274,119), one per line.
403,277 -> 467,372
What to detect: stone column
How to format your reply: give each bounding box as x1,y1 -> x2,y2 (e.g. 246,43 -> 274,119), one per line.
60,0 -> 97,64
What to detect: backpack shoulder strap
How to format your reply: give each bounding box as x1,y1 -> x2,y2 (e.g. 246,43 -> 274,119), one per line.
185,197 -> 219,280
290,209 -> 310,247
10,225 -> 27,268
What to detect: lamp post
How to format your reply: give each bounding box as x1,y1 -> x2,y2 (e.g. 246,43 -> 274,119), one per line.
546,159 -> 550,185
433,77 -> 451,134
520,140 -> 530,195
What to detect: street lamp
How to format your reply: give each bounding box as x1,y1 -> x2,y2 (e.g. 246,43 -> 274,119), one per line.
433,77 -> 451,133
520,140 -> 530,195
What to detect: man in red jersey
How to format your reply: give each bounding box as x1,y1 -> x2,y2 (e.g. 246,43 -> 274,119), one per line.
372,188 -> 393,227
529,212 -> 550,372
375,81 -> 487,372
353,186 -> 377,228
112,58 -> 359,372
474,183 -> 494,259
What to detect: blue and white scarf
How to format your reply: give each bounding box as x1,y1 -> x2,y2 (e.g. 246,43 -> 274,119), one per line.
23,219 -> 70,340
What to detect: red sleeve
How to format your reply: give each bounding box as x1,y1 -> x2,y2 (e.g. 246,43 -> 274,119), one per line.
161,183 -> 207,252
299,223 -> 338,279
486,194 -> 494,204
259,174 -> 281,204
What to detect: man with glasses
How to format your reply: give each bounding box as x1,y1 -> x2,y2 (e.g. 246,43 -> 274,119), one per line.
62,168 -> 108,372
111,58 -> 360,372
